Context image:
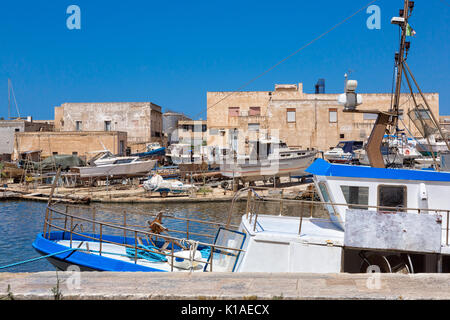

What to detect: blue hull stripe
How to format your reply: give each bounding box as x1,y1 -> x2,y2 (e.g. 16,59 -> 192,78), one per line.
306,158 -> 450,182
32,232 -> 176,272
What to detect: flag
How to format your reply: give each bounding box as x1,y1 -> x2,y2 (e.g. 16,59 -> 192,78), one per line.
406,24 -> 416,37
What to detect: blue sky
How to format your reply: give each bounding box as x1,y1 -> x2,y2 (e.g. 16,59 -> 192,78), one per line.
0,0 -> 449,120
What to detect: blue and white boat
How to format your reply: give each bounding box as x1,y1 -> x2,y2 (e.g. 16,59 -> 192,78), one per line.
32,158 -> 450,273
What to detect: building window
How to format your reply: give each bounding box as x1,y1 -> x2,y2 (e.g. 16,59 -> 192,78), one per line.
119,141 -> 125,155
202,124 -> 207,132
340,134 -> 345,139
14,128 -> 20,132
329,108 -> 338,123
228,107 -> 240,117
378,185 -> 407,211
52,152 -> 58,155
104,121 -> 111,131
75,121 -> 82,131
248,123 -> 260,132
72,152 -> 78,156
249,107 -> 261,116
286,108 -> 296,123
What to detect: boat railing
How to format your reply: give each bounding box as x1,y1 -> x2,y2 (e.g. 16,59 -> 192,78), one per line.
43,204 -> 243,272
240,187 -> 450,247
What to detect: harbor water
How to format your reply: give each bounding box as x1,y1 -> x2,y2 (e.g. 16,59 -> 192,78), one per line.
0,200 -> 247,273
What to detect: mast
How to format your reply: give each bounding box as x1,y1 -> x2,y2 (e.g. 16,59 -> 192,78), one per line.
391,0 -> 412,127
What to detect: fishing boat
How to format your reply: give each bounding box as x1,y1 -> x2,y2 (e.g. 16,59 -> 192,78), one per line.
324,141 -> 363,163
220,137 -> 317,182
74,158 -> 157,178
32,157 -> 450,273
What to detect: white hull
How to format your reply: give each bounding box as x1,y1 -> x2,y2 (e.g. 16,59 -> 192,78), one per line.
220,152 -> 316,181
77,160 -> 157,178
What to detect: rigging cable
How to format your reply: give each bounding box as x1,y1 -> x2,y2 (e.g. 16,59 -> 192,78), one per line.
193,0 -> 380,119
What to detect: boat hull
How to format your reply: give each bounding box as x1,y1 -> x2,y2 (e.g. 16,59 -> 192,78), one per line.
220,152 -> 316,182
76,160 -> 157,178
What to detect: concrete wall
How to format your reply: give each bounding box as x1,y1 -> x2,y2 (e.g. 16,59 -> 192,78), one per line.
0,120 -> 54,154
13,131 -> 127,161
207,83 -> 440,153
54,102 -> 163,144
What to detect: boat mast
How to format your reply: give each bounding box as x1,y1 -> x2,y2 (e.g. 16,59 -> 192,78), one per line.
391,0 -> 411,128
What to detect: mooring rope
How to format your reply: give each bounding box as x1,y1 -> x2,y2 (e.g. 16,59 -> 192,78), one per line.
0,248 -> 79,270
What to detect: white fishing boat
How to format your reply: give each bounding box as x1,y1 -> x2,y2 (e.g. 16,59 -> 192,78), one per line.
91,151 -> 140,167
220,137 -> 317,182
75,158 -> 157,178
324,141 -> 363,163
416,134 -> 449,157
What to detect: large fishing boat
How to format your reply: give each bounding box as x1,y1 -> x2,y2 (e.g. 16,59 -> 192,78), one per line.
219,137 -> 317,182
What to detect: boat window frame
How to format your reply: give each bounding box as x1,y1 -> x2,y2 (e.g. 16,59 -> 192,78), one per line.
318,181 -> 339,220
340,185 -> 369,210
377,184 -> 407,212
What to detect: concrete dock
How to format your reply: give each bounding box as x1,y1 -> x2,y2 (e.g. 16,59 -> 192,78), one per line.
1,272 -> 450,300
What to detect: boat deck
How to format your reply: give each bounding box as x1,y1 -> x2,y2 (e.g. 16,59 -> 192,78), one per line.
56,240 -> 208,272
244,215 -> 345,246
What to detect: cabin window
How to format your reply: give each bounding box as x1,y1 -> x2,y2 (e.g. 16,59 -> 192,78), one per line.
318,182 -> 336,218
341,186 -> 369,209
286,108 -> 296,123
378,185 -> 407,211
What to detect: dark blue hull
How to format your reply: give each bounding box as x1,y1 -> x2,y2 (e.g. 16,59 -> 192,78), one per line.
32,231 -> 174,272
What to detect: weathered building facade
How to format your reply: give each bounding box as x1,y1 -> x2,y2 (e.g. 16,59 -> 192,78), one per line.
162,111 -> 191,145
177,120 -> 208,147
207,83 -> 440,153
13,131 -> 127,161
0,118 -> 54,155
54,102 -> 163,148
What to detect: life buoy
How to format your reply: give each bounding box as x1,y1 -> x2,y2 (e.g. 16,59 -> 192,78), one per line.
405,149 -> 410,155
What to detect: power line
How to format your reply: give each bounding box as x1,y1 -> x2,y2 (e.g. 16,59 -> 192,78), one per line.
194,0 -> 380,119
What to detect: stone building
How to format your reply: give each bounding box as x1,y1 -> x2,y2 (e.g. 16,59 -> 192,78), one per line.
13,131 -> 127,161
54,102 -> 163,152
0,118 -> 54,156
162,111 -> 191,145
207,82 -> 440,154
177,120 -> 208,147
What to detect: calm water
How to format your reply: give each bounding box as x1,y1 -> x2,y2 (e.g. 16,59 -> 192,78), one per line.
0,200 -> 247,272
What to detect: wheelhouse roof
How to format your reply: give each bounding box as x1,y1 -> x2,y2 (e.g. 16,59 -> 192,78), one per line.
306,158 -> 450,182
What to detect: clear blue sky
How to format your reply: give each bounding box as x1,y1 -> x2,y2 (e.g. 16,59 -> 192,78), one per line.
0,0 -> 448,120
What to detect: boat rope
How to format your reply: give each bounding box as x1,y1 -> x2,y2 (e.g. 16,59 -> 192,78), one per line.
0,248 -> 79,270
179,239 -> 200,271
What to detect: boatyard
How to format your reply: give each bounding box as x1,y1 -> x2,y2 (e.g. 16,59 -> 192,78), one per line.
1,0 -> 450,306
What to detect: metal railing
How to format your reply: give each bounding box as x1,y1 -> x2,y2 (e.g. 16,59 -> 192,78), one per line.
43,204 -> 243,272
240,187 -> 450,247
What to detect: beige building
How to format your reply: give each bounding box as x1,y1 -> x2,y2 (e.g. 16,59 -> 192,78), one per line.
207,83 -> 440,153
13,131 -> 127,161
177,120 -> 208,147
54,102 -> 163,150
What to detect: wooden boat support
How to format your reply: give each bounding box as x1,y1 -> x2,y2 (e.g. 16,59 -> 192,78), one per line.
39,204 -> 243,272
